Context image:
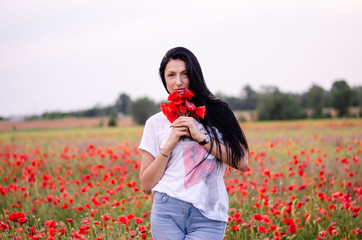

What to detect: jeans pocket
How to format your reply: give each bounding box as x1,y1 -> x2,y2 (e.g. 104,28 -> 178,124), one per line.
153,192 -> 169,204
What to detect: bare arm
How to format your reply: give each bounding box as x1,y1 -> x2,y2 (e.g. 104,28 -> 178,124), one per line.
139,151 -> 170,195
203,139 -> 249,172
139,124 -> 191,195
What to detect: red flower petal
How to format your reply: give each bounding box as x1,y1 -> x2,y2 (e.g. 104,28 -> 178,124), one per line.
18,217 -> 28,224
185,100 -> 196,111
181,89 -> 195,99
194,106 -> 206,119
167,91 -> 179,101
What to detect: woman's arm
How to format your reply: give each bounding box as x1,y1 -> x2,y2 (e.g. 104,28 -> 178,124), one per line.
203,139 -> 249,172
139,124 -> 191,195
139,150 -> 171,195
171,117 -> 249,172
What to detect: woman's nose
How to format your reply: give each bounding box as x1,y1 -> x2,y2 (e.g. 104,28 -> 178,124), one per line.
175,75 -> 182,86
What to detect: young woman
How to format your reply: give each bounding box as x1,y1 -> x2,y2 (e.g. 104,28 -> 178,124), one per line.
139,47 -> 249,240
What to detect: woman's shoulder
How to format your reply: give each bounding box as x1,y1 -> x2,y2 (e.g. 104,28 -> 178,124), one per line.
145,112 -> 168,124
143,112 -> 170,133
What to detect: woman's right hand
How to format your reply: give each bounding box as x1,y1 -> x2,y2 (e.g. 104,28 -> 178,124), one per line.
162,125 -> 190,153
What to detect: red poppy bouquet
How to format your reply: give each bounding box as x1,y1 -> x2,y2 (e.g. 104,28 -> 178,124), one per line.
160,89 -> 206,123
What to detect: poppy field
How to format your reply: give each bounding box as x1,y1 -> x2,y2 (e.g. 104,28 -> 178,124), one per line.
0,119 -> 361,240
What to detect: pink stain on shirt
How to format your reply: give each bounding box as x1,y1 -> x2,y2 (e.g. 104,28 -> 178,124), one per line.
182,143 -> 216,189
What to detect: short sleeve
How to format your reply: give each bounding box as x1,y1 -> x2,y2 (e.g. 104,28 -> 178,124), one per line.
138,117 -> 160,158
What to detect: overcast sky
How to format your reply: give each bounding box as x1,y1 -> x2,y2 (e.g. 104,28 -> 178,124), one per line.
1,0 -> 361,117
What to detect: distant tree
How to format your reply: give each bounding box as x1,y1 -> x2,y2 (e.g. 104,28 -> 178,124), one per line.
108,107 -> 118,127
260,85 -> 280,94
257,92 -> 303,120
130,97 -> 158,125
214,92 -> 225,100
331,80 -> 352,117
290,93 -> 306,110
81,105 -> 102,117
323,91 -> 332,108
225,96 -> 244,110
351,86 -> 362,116
215,92 -> 243,110
240,85 -> 258,110
357,87 -> 362,111
351,86 -> 362,106
116,93 -> 131,115
42,111 -> 65,119
306,84 -> 325,118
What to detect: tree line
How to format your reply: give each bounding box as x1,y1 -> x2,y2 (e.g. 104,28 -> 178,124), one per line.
220,80 -> 361,121
12,79 -> 362,125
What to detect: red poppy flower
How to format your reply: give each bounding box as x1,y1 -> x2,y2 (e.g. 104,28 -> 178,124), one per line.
253,214 -> 263,221
118,216 -> 129,225
288,224 -> 297,234
181,89 -> 195,99
233,212 -> 241,219
185,100 -> 196,111
269,224 -> 277,230
284,217 -> 295,226
101,213 -> 111,221
167,91 -> 181,102
231,225 -> 240,231
138,225 -> 147,233
161,102 -> 178,123
261,215 -> 272,225
8,212 -> 26,223
258,225 -> 268,234
18,217 -> 28,224
27,225 -> 36,238
192,106 -> 206,119
161,89 -> 206,123
58,228 -> 66,235
284,218 -> 297,234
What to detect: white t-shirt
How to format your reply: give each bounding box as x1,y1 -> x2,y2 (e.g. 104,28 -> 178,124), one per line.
138,112 -> 229,222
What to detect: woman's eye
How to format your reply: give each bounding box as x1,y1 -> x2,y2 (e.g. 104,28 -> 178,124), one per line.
167,74 -> 174,77
183,72 -> 188,76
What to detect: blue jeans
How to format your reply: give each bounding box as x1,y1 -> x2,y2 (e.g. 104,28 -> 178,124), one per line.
151,192 -> 227,240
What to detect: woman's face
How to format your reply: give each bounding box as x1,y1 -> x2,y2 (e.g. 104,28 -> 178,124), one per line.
164,59 -> 190,94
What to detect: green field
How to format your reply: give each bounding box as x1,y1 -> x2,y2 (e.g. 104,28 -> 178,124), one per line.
1,119 -> 361,239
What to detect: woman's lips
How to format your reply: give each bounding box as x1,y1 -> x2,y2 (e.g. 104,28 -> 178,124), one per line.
174,88 -> 186,94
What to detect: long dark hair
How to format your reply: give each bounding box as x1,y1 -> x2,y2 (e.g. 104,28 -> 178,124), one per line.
159,47 -> 248,169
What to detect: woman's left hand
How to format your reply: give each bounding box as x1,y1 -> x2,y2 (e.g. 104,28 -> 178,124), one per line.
171,116 -> 205,143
